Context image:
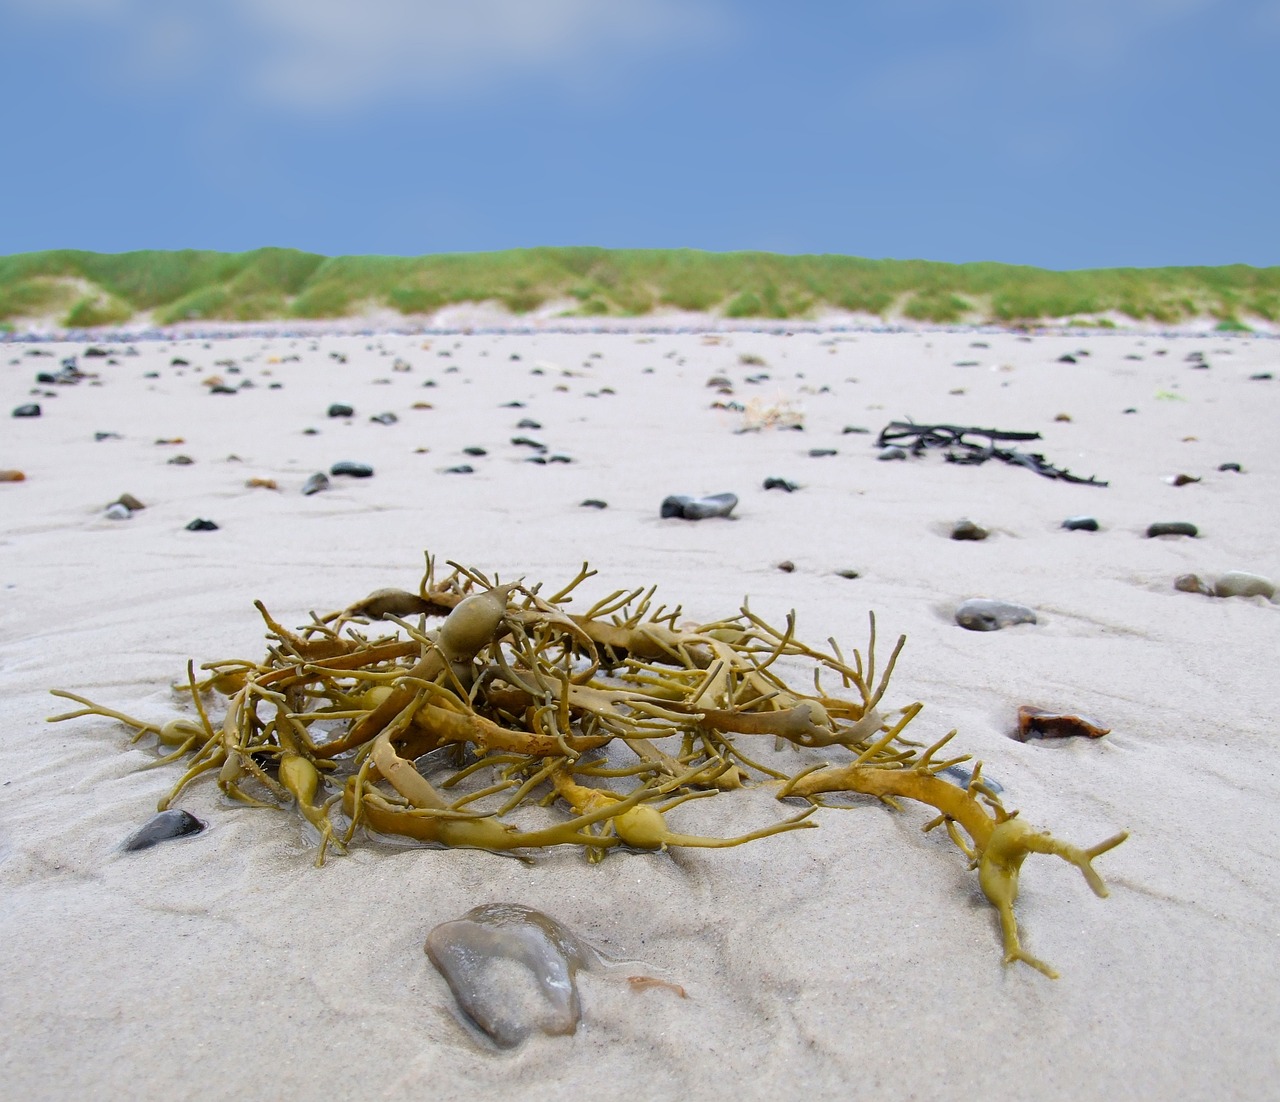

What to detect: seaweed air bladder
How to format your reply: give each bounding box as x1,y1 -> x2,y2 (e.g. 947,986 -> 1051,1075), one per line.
48,553 -> 1127,978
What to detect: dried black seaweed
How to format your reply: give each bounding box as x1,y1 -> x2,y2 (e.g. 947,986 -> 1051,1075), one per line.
876,422 -> 1108,486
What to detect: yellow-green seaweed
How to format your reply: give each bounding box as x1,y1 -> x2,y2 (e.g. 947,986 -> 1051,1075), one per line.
47,554 -> 1126,977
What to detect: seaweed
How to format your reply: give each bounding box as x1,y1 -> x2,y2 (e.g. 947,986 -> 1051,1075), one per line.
48,554 -> 1126,977
876,421 -> 1109,486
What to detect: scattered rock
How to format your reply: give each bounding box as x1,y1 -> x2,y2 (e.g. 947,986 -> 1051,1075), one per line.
12,403 -> 40,418
511,437 -> 546,450
245,478 -> 278,490
842,425 -> 871,434
580,499 -> 608,509
955,598 -> 1037,631
950,519 -> 989,541
1057,354 -> 1076,363
878,446 -> 907,461
185,518 -> 219,531
123,809 -> 205,851
1146,521 -> 1197,538
1174,574 -> 1212,595
370,412 -> 398,425
302,472 -> 330,495
1016,706 -> 1110,741
661,493 -> 738,520
167,455 -> 194,466
327,403 -> 354,418
0,470 -> 25,482
330,461 -> 373,478
835,568 -> 860,579
209,384 -> 237,395
808,448 -> 837,458
444,465 -> 475,474
1249,372 -> 1273,381
104,503 -> 131,520
1062,515 -> 1098,531
706,375 -> 732,388
763,477 -> 798,492
94,431 -> 122,441
1053,413 -> 1072,422
463,446 -> 487,457
517,418 -> 542,430
1213,571 -> 1275,600
1218,462 -> 1243,472
776,560 -> 796,573
1169,473 -> 1200,486
114,493 -> 145,511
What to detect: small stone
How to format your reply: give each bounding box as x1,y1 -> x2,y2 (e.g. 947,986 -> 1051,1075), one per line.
444,464 -> 475,474
950,519 -> 988,541
94,431 -> 122,441
808,448 -> 837,458
1218,462 -> 1243,473
463,446 -> 487,457
171,357 -> 189,366
1054,412 -> 1072,422
878,446 -> 907,461
1062,515 -> 1099,531
1249,372 -> 1273,381
706,375 -> 732,388
12,403 -> 40,418
1146,521 -> 1198,538
0,469 -> 26,482
209,385 -> 237,395
580,499 -> 608,509
1123,407 -> 1138,414
115,493 -> 145,511
511,437 -> 546,450
104,502 -> 131,520
1016,706 -> 1110,741
370,412 -> 398,425
185,518 -> 219,531
548,455 -> 572,464
303,427 -> 319,435
301,472 -> 330,495
517,418 -> 542,429
835,568 -> 860,579
661,493 -> 737,520
1057,354 -> 1076,363
1174,573 -> 1212,595
763,477 -> 798,492
327,403 -> 354,418
245,478 -> 278,490
955,598 -> 1037,632
167,455 -> 194,466
1213,571 -> 1275,600
330,461 -> 374,478
123,809 -> 205,851
842,425 -> 871,434
1170,473 -> 1200,486
776,560 -> 796,573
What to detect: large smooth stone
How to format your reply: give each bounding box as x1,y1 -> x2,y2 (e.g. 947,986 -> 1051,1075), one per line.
1213,571 -> 1275,600
425,904 -> 604,1049
955,598 -> 1037,631
661,493 -> 737,520
122,809 -> 205,851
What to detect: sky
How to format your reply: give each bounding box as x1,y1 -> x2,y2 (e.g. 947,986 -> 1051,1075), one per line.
1,0 -> 1276,269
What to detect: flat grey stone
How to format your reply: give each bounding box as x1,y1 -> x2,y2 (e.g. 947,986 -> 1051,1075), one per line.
955,598 -> 1037,632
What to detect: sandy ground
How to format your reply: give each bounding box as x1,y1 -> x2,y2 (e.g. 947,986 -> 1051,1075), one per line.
2,325 -> 1278,1101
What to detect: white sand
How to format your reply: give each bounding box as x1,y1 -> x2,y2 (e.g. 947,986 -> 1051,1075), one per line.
2,326 -> 1278,1100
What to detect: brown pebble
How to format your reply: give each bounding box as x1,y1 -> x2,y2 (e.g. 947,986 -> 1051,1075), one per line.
1016,706 -> 1110,741
246,478 -> 278,490
1171,473 -> 1200,486
776,560 -> 795,573
1054,412 -> 1072,422
1174,573 -> 1212,595
114,492 -> 145,510
155,437 -> 185,445
412,402 -> 434,410
0,470 -> 26,482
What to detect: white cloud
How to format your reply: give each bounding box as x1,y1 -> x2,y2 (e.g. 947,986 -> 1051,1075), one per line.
2,0 -> 723,109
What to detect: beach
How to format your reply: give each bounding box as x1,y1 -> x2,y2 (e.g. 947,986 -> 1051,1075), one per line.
2,323 -> 1278,1101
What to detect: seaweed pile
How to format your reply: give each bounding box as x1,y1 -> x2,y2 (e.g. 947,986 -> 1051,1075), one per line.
877,421 -> 1109,485
49,555 -> 1125,978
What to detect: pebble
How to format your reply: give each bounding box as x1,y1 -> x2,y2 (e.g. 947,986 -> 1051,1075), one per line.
511,436 -> 545,450
941,763 -> 1004,795
1146,521 -> 1197,538
835,568 -> 860,579
1062,515 -> 1099,531
185,518 -> 219,531
327,403 -> 354,417
763,477 -> 798,491
122,809 -> 206,851
12,403 -> 40,418
517,418 -> 542,429
301,472 -> 330,495
209,384 -> 237,395
1170,473 -> 1200,486
580,499 -> 608,509
370,412 -> 398,425
1218,462 -> 1243,473
1213,571 -> 1275,600
842,425 -> 871,434
330,461 -> 373,478
104,503 -> 131,520
1174,573 -> 1212,595
94,431 -> 122,441
955,598 -> 1037,631
463,446 -> 487,457
661,492 -> 738,520
444,464 -> 475,474
776,560 -> 796,573
1016,706 -> 1110,741
114,493 -> 145,511
808,448 -> 837,458
950,518 -> 988,541
878,446 -> 907,461
0,470 -> 25,482
167,455 -> 194,466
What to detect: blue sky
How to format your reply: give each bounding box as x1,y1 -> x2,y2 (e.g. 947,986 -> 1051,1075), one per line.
1,1 -> 1275,268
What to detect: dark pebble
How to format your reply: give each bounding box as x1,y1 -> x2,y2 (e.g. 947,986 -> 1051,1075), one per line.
327,403 -> 355,418
808,448 -> 837,458
123,809 -> 205,851
955,598 -> 1037,631
525,456 -> 547,465
330,461 -> 374,478
12,403 -> 40,418
209,385 -> 237,395
1062,515 -> 1099,531
302,472 -> 330,495
1147,521 -> 1198,538
511,437 -> 545,449
167,455 -> 194,465
171,357 -> 189,366
1057,354 -> 1076,363
501,400 -> 525,408
835,568 -> 860,579
776,560 -> 796,573
444,464 -> 475,474
763,477 -> 798,492
370,412 -> 398,425
950,519 -> 988,541
548,455 -> 572,464
463,446 -> 488,457
1218,462 -> 1243,472
580,499 -> 608,509
941,764 -> 1003,795
516,418 -> 542,429
95,431 -> 121,441
1171,473 -> 1200,486
1249,372 -> 1273,381
661,492 -> 738,520
185,518 -> 219,531
303,427 -> 319,435
1123,407 -> 1138,414
841,425 -> 871,435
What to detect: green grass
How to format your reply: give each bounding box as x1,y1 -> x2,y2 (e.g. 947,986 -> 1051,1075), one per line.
0,246 -> 1276,328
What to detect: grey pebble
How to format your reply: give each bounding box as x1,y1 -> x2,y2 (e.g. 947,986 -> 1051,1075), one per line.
955,598 -> 1037,631
330,461 -> 374,478
123,809 -> 205,851
878,446 -> 907,461
580,499 -> 608,509
763,477 -> 798,491
327,403 -> 354,418
808,448 -> 837,458
167,455 -> 194,466
370,412 -> 398,425
661,493 -> 737,520
1218,462 -> 1243,473
1213,571 -> 1275,600
104,503 -> 131,520
12,403 -> 41,418
1062,515 -> 1099,531
950,518 -> 988,541
301,472 -> 330,495
1147,521 -> 1198,538
444,464 -> 475,474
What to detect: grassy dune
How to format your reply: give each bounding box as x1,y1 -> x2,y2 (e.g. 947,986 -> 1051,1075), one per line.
1,246 -> 1277,329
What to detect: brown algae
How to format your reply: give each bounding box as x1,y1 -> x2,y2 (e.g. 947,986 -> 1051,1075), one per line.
47,553 -> 1127,978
